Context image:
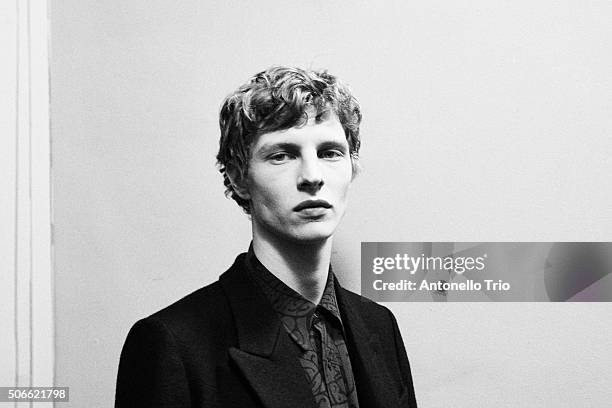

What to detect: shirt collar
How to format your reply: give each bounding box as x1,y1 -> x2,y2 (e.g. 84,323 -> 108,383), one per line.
245,245 -> 344,350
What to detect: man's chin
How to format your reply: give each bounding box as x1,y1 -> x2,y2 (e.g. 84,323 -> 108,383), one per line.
255,218 -> 339,246
285,225 -> 336,245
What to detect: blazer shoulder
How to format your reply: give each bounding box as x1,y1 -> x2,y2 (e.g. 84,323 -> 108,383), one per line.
152,279 -> 225,316
128,254 -> 247,344
144,279 -> 232,340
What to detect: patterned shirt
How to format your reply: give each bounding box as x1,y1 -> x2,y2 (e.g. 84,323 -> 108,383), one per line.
245,248 -> 360,408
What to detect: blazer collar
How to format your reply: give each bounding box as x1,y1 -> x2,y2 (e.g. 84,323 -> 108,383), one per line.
220,253 -> 315,408
219,253 -> 404,408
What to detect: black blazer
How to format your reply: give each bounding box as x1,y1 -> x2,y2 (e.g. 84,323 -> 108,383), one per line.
115,253 -> 417,408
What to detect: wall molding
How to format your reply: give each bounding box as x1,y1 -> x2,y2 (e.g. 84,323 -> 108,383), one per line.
0,0 -> 53,394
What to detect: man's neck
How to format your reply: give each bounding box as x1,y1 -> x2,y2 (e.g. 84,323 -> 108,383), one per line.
252,230 -> 332,305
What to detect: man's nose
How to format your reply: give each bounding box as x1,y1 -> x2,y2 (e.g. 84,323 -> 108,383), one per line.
297,154 -> 324,192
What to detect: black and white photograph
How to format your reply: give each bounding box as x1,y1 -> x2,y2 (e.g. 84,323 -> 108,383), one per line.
2,1 -> 612,407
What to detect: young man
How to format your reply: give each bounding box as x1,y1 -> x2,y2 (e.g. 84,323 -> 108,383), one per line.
115,67 -> 417,408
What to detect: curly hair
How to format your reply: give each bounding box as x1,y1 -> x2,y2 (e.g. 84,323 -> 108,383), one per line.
216,66 -> 362,214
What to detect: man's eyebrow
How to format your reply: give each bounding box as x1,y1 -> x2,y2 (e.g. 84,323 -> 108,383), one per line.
318,141 -> 349,152
255,140 -> 349,155
255,142 -> 300,155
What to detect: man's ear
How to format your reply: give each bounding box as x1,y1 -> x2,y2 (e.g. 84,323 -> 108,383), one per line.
350,157 -> 361,181
226,165 -> 250,200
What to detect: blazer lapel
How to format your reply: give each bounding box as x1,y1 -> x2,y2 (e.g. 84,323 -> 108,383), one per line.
336,285 -> 403,408
220,255 -> 315,408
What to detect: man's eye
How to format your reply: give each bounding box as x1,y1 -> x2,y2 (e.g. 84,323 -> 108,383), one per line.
320,150 -> 343,160
268,152 -> 294,162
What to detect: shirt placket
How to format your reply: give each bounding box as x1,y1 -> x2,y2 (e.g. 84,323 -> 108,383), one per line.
313,310 -> 350,408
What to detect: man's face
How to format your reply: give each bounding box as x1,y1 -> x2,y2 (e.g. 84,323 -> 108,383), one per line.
245,114 -> 353,244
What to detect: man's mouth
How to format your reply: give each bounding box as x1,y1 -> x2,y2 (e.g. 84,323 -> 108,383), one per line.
293,200 -> 332,212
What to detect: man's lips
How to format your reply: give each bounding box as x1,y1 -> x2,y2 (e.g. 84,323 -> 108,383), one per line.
293,200 -> 332,212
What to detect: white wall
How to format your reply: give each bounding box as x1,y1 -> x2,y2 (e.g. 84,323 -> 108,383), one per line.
50,1 -> 612,407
